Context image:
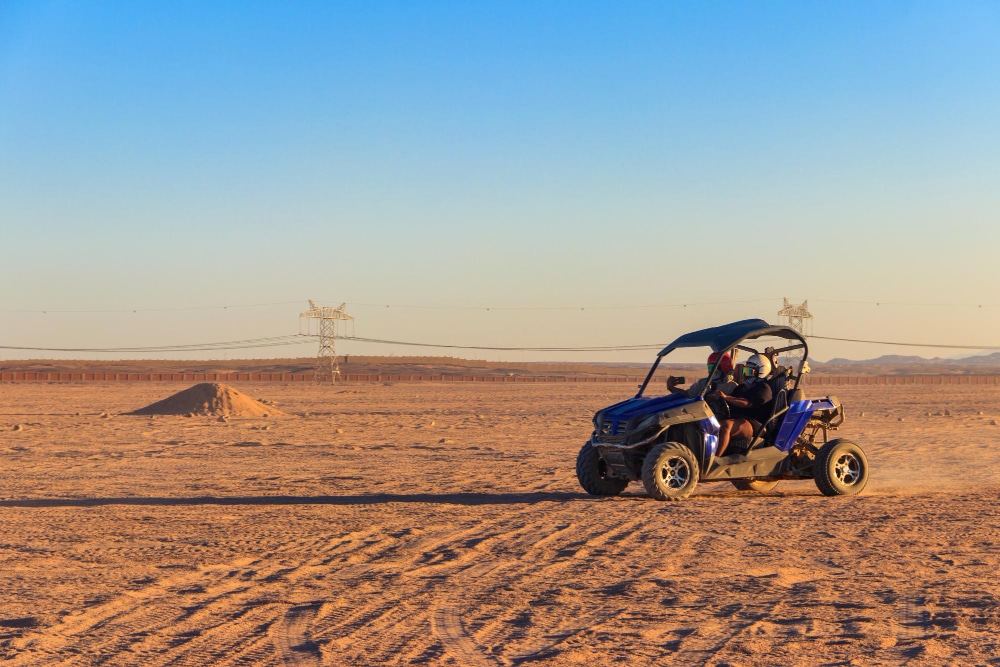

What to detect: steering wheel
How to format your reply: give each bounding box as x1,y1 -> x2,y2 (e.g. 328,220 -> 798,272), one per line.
706,395 -> 730,420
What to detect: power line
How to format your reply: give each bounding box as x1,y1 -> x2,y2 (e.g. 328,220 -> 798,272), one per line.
341,335 -> 1000,352
0,335 -> 660,354
811,299 -> 999,309
0,335 -> 314,354
338,336 -> 661,352
3,332 -> 1000,355
344,297 -> 784,311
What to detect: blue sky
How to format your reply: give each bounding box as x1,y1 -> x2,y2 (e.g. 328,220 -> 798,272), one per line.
1,1 -> 998,361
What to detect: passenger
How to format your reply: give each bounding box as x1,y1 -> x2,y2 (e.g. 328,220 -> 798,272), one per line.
709,354 -> 773,457
668,352 -> 737,398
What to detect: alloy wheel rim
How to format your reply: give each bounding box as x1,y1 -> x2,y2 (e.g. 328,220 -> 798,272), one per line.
834,453 -> 861,485
659,456 -> 689,489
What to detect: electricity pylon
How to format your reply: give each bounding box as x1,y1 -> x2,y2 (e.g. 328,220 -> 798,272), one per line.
299,300 -> 354,382
776,298 -> 814,371
777,298 -> 813,336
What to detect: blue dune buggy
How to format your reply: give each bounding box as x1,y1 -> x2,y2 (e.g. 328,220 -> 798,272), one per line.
576,319 -> 869,500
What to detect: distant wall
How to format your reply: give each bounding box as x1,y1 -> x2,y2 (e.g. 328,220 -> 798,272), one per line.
0,372 -> 646,383
2,372 -> 1000,385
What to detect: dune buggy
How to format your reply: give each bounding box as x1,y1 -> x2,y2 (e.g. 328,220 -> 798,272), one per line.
576,319 -> 869,500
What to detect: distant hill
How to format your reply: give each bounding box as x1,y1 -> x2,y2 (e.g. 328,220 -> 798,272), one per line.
815,351 -> 1000,375
824,354 -> 939,365
822,352 -> 1000,365
956,352 -> 1000,365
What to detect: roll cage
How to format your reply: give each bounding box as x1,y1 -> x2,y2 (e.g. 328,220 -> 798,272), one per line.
636,318 -> 808,399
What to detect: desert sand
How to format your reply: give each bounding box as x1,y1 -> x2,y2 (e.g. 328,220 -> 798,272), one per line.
1,381 -> 999,666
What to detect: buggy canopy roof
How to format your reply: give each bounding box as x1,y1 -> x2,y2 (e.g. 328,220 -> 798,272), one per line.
657,319 -> 806,357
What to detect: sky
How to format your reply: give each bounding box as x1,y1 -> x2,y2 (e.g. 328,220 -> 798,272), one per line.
1,1 -> 999,363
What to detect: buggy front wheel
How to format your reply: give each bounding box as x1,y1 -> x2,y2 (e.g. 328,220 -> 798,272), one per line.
576,442 -> 628,496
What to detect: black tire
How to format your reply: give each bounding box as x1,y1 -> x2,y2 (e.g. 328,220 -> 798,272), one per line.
732,479 -> 780,492
576,442 -> 628,496
813,439 -> 869,496
641,442 -> 699,501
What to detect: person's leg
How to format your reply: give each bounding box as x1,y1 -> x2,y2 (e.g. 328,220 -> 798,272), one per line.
717,418 -> 754,457
717,419 -> 734,457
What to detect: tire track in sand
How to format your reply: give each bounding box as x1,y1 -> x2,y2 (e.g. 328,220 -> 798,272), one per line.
9,547 -> 328,667
7,562 -> 251,666
431,608 -> 499,667
425,508 -> 646,665
272,602 -> 323,666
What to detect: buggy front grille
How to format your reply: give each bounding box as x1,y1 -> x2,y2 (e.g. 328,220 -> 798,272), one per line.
599,419 -> 629,437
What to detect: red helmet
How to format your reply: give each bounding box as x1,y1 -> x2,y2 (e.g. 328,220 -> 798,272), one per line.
707,352 -> 733,373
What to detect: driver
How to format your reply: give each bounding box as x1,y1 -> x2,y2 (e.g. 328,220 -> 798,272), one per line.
710,354 -> 773,457
667,351 -> 736,398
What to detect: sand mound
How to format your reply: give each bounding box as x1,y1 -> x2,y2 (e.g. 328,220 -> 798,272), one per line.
130,383 -> 290,417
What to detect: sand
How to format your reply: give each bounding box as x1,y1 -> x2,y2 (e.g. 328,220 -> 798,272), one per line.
130,383 -> 290,418
1,381 -> 999,665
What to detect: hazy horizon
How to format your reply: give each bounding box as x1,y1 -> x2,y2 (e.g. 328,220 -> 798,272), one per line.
4,345 -> 1000,369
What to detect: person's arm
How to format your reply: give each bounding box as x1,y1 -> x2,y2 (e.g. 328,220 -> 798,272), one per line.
684,378 -> 708,398
722,394 -> 752,408
737,384 -> 772,410
717,389 -> 752,408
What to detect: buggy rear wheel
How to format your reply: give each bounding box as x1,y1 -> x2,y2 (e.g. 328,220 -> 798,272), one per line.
642,442 -> 699,501
576,442 -> 628,496
814,439 -> 869,496
732,479 -> 779,492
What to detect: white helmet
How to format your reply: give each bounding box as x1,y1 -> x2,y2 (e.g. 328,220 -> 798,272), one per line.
744,354 -> 772,380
